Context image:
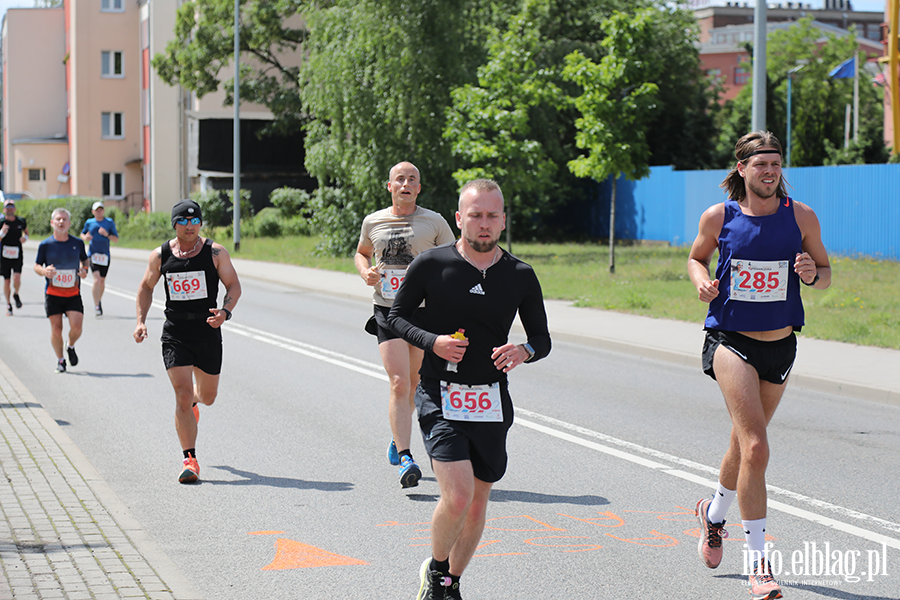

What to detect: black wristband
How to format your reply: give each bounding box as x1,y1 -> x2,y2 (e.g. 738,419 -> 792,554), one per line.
801,273 -> 819,287
221,307 -> 232,320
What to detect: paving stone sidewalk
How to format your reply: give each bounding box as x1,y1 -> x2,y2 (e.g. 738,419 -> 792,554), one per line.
0,360 -> 200,600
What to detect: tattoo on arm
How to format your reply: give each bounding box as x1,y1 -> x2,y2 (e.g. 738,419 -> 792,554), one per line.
211,247 -> 221,257
223,294 -> 232,309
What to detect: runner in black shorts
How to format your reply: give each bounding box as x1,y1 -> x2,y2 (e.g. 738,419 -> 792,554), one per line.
355,161 -> 455,488
134,199 -> 241,484
34,208 -> 89,373
688,131 -> 831,600
387,179 -> 550,600
1,198 -> 29,316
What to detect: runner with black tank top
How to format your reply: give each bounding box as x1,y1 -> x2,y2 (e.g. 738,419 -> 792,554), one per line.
134,199 -> 241,484
1,197 -> 29,316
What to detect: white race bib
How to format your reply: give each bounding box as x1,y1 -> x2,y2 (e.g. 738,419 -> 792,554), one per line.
440,382 -> 503,422
730,259 -> 789,302
2,246 -> 19,260
166,271 -> 208,301
52,269 -> 77,288
380,268 -> 407,300
90,253 -> 109,266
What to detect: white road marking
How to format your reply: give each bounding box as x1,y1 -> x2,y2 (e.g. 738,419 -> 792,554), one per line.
105,283 -> 900,550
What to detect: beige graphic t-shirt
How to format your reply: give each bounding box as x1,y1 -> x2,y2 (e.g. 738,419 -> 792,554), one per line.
359,206 -> 455,306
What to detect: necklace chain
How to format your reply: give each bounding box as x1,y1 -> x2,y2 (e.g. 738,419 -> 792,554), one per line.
459,244 -> 500,279
173,238 -> 201,258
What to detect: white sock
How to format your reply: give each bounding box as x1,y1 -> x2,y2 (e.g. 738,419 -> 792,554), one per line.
742,518 -> 767,569
707,482 -> 736,524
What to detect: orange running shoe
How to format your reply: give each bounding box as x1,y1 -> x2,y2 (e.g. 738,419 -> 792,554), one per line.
749,559 -> 783,600
179,456 -> 200,484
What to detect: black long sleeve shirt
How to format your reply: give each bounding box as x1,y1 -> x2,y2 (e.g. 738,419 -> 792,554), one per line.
387,242 -> 551,384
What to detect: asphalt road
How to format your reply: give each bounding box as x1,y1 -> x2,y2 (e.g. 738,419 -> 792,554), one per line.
2,255 -> 899,600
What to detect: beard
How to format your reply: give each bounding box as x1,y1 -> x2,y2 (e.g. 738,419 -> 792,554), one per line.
748,180 -> 777,199
465,233 -> 499,253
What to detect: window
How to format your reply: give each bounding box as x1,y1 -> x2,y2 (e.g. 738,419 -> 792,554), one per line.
102,172 -> 124,198
101,112 -> 124,138
101,51 -> 123,77
734,66 -> 750,86
28,168 -> 46,182
101,0 -> 123,12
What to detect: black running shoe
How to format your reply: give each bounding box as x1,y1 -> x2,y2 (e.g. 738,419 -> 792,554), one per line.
56,359 -> 66,373
417,558 -> 451,600
13,294 -> 21,309
67,346 -> 78,367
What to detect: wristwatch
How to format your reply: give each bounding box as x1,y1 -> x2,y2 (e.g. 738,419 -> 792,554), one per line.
801,273 -> 820,287
522,342 -> 535,363
221,307 -> 232,321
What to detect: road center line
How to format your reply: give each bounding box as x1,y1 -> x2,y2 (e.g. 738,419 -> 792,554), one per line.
104,284 -> 900,549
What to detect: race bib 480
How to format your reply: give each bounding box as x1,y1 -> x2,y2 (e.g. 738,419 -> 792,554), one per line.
165,271 -> 208,301
440,382 -> 503,422
729,259 -> 789,302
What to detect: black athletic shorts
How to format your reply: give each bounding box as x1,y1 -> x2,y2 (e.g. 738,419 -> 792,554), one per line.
702,329 -> 797,385
367,304 -> 421,345
45,294 -> 84,317
89,254 -> 110,277
1,256 -> 23,278
415,377 -> 514,484
161,320 -> 223,375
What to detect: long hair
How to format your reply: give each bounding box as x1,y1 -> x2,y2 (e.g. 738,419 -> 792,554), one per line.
719,131 -> 788,202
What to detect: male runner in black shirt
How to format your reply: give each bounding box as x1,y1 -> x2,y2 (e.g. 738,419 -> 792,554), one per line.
388,179 -> 550,600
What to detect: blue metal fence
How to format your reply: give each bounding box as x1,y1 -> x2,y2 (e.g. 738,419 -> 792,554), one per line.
593,163 -> 900,260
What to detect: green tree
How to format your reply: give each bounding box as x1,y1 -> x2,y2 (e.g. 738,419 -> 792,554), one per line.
153,0 -> 308,136
299,0 -> 511,255
717,17 -> 886,167
562,9 -> 660,273
443,0 -> 563,251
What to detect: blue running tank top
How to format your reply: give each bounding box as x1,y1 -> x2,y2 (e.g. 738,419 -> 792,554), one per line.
704,198 -> 805,332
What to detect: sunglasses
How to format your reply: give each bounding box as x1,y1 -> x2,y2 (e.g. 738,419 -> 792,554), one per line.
175,217 -> 201,226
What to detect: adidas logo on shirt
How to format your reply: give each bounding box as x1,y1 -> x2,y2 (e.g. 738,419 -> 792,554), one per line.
469,283 -> 485,295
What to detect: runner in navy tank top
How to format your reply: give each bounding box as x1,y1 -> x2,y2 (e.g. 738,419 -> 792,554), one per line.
688,131 -> 831,600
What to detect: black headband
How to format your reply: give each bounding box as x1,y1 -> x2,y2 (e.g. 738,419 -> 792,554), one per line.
739,148 -> 781,161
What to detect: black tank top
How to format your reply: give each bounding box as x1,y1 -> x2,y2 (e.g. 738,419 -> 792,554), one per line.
160,238 -> 219,320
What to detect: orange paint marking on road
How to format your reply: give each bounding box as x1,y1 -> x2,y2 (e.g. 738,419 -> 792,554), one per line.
605,529 -> 679,547
473,540 -> 527,557
262,539 -> 369,570
558,511 -> 625,528
484,515 -> 566,532
376,521 -> 432,527
248,531 -> 285,535
623,507 -> 695,522
524,536 -> 603,553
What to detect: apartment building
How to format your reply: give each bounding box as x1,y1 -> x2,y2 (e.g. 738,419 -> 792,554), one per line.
2,0 -> 308,215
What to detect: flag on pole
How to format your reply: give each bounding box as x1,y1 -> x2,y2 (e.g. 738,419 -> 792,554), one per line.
829,57 -> 855,79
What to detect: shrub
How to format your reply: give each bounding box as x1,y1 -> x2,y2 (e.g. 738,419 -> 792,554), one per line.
14,197 -> 99,236
270,187 -> 311,218
117,211 -> 174,241
190,190 -> 229,228
251,207 -> 283,238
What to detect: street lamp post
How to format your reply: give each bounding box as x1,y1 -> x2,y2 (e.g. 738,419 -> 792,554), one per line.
786,64 -> 804,169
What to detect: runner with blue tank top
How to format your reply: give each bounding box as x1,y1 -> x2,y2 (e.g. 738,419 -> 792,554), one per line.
688,131 -> 831,600
80,201 -> 119,316
133,199 -> 241,484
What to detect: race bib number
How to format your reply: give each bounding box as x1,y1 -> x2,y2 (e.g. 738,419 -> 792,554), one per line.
90,253 -> 109,266
440,382 -> 503,422
730,259 -> 789,302
166,271 -> 208,301
2,246 -> 19,260
52,269 -> 77,288
380,268 -> 406,300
